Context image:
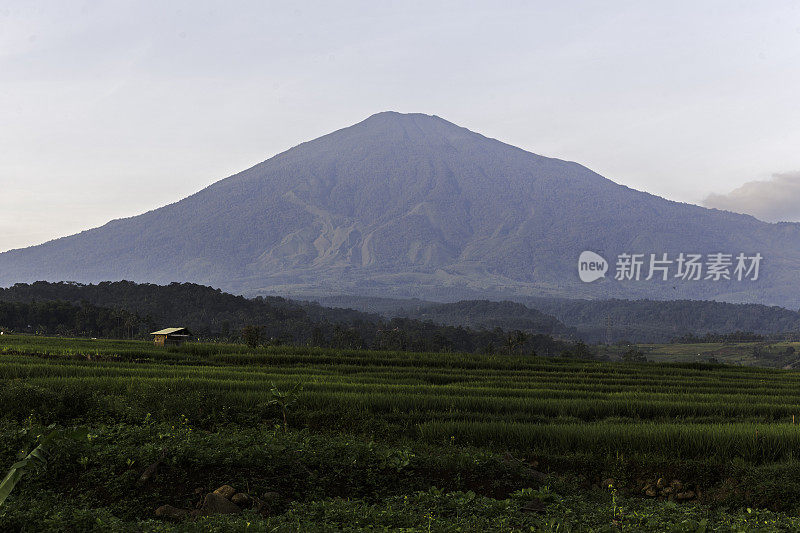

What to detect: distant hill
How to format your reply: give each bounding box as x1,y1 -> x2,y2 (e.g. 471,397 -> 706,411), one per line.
393,300 -> 575,338
316,294 -> 800,343
5,281 -> 798,345
0,280 -> 321,335
2,112 -> 800,306
314,295 -> 436,316
0,281 -> 573,355
524,297 -> 800,343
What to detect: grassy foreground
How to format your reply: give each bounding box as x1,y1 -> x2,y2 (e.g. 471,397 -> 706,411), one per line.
4,335 -> 800,531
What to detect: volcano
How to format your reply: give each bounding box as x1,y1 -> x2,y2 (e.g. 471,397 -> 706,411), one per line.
2,111 -> 799,307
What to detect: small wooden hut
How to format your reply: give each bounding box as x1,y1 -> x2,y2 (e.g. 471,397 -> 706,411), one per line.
150,327 -> 192,346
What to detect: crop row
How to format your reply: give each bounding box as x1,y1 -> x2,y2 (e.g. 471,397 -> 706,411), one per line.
5,337 -> 800,464
6,371 -> 800,429
4,354 -> 800,402
418,421 -> 800,463
2,335 -> 793,377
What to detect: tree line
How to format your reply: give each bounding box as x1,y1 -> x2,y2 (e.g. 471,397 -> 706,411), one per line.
0,281 -> 577,356
0,300 -> 145,338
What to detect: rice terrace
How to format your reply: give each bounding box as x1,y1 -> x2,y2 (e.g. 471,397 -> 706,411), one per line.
4,333 -> 800,530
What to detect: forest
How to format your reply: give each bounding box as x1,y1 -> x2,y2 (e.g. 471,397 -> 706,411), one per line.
0,281 -> 572,356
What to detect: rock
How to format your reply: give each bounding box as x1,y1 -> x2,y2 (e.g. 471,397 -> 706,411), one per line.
155,505 -> 188,520
661,487 -> 673,496
676,490 -> 696,501
231,492 -> 250,507
202,493 -> 242,515
526,468 -> 547,483
214,485 -> 237,500
656,477 -> 667,489
262,491 -> 281,503
138,450 -> 167,484
139,461 -> 160,484
521,499 -> 547,513
645,487 -> 657,497
671,480 -> 683,491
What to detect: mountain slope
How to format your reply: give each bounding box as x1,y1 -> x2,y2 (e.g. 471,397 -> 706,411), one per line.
2,111 -> 800,307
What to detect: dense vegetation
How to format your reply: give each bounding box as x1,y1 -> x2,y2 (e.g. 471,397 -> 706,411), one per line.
4,335 -> 800,530
525,297 -> 800,343
673,331 -> 767,343
320,295 -> 800,344
0,280 -> 342,338
393,299 -> 576,337
0,281 -> 574,356
0,300 -> 142,338
7,282 -> 800,349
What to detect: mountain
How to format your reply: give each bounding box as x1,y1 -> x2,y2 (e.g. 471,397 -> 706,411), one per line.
2,111 -> 800,307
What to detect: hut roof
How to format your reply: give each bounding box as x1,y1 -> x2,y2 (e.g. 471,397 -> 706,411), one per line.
150,327 -> 191,336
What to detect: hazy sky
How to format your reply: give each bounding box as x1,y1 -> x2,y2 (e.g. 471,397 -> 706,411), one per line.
2,1 -> 800,251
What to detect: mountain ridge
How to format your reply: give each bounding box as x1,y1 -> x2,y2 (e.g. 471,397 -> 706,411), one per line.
2,111 -> 799,307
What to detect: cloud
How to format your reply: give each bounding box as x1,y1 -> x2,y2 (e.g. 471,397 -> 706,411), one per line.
703,172 -> 800,222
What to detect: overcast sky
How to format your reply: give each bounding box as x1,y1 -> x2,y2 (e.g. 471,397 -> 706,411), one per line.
2,1 -> 800,252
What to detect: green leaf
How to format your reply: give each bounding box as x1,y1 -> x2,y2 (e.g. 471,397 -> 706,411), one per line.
0,426 -> 89,508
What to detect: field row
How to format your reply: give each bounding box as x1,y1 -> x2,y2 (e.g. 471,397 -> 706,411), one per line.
6,336 -> 800,466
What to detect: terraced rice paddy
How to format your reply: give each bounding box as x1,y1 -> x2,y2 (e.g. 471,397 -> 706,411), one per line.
4,334 -> 800,530
5,337 -> 800,456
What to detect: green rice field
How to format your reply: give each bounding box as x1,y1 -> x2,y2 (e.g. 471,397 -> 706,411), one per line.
3,334 -> 800,531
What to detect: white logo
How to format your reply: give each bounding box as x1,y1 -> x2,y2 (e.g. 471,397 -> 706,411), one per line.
578,251 -> 608,283
612,252 -> 762,282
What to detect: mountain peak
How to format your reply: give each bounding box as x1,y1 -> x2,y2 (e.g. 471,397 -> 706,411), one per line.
358,111 -> 462,132
365,110 -> 440,121
342,111 -> 479,148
